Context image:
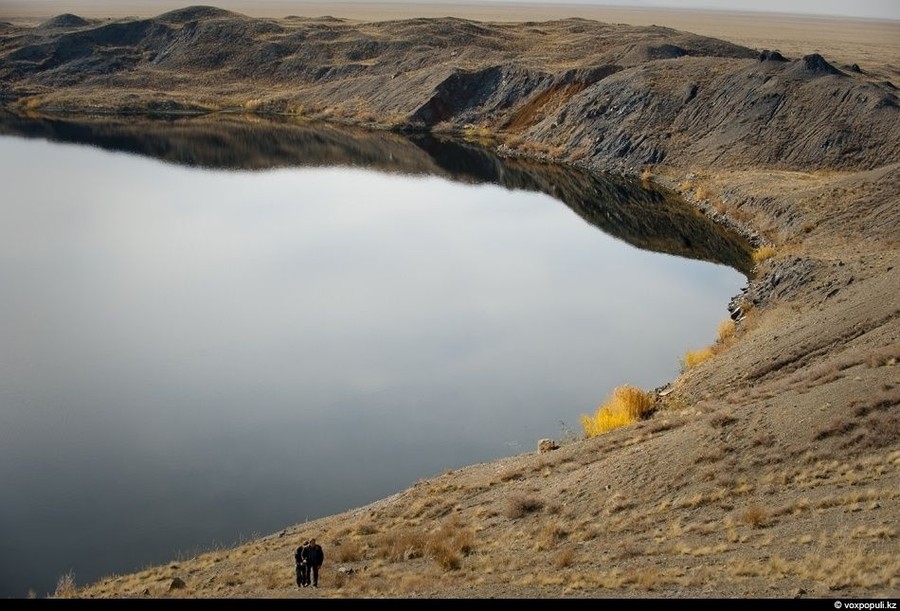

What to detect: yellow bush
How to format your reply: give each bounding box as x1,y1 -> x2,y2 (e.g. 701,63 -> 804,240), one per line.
580,385 -> 655,438
717,319 -> 736,343
752,245 -> 776,264
681,319 -> 736,373
695,184 -> 713,201
683,346 -> 715,370
463,124 -> 495,145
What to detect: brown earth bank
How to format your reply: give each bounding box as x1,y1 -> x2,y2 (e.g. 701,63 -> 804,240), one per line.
1,4 -> 898,600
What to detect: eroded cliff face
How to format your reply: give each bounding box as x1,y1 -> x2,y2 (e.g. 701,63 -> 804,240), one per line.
2,7 -> 898,177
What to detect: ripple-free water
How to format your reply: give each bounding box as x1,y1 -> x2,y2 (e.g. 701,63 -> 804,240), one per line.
0,129 -> 747,597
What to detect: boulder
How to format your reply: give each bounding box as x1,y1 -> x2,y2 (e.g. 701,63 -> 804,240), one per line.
538,439 -> 559,453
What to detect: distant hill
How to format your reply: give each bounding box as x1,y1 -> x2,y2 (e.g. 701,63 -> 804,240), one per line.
1,6 -> 897,175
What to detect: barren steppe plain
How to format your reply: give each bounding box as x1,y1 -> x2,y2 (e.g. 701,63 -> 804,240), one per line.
1,2 -> 898,599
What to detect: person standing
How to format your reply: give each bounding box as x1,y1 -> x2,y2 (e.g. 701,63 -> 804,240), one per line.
305,538 -> 324,587
294,540 -> 309,588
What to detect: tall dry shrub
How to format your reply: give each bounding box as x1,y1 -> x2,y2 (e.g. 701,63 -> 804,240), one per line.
580,385 -> 655,437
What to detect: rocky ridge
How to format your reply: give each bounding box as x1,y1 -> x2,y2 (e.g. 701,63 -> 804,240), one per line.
1,6 -> 898,175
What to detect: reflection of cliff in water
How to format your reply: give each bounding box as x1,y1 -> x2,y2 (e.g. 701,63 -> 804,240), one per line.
0,111 -> 753,275
409,135 -> 754,276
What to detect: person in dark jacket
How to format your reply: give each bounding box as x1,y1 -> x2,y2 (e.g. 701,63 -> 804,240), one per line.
294,540 -> 309,587
305,538 -> 324,587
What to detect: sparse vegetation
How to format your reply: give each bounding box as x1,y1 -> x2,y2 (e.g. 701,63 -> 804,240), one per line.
53,572 -> 77,599
717,319 -> 735,343
740,505 -> 770,528
580,385 -> 656,437
462,124 -> 495,145
752,245 -> 776,264
680,318 -> 739,372
682,346 -> 715,370
333,539 -> 364,563
866,345 -> 900,368
709,412 -> 738,429
505,495 -> 545,519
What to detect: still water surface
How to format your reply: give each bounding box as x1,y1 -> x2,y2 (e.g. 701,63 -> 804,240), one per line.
0,121 -> 748,597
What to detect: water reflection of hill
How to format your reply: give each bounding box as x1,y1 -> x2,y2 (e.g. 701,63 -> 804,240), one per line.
0,112 -> 752,275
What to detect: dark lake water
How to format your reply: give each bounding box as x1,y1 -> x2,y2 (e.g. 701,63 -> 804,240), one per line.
0,114 -> 752,598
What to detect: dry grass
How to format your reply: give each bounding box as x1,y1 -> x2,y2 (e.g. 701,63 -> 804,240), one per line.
680,318 -> 739,372
462,124 -> 496,145
866,345 -> 900,368
752,245 -> 776,264
504,495 -> 545,519
580,385 -> 656,437
68,442 -> 900,598
682,346 -> 715,370
708,412 -> 738,429
740,505 -> 770,528
333,538 -> 364,563
717,319 -> 735,343
53,572 -> 77,599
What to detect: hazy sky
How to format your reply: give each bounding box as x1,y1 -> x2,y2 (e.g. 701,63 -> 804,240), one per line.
506,0 -> 898,20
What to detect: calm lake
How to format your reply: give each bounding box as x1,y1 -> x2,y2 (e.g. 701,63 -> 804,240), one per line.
0,115 -> 751,598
